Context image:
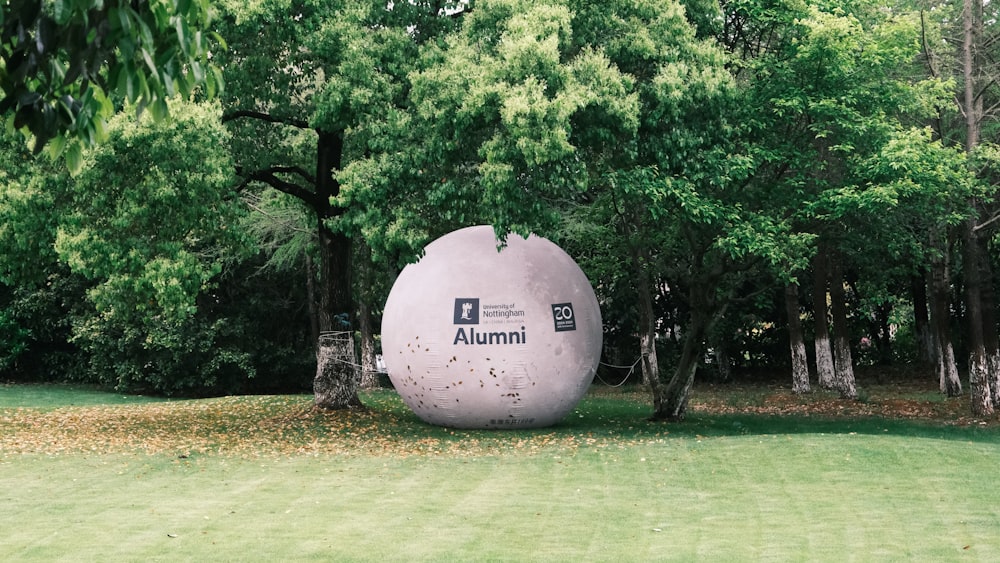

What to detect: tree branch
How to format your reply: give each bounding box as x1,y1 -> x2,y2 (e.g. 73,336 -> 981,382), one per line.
920,10 -> 940,79
222,109 -> 310,129
270,165 -> 317,186
974,210 -> 1000,233
235,166 -> 322,208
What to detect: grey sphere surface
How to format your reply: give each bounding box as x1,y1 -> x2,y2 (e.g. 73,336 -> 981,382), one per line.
381,226 -> 603,429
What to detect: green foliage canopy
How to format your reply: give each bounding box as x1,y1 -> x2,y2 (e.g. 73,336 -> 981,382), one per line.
1,0 -> 224,163
54,99 -> 245,325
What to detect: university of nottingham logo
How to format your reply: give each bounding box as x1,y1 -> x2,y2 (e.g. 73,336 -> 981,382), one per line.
453,298 -> 480,324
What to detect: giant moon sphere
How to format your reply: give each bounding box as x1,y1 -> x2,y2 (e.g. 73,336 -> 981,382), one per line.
381,225 -> 603,429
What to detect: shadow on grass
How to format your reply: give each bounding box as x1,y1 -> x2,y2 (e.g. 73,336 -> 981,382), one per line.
665,413 -> 1000,444
366,388 -> 1000,450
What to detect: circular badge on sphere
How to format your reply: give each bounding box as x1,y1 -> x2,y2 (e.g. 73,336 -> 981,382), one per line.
381,225 -> 602,429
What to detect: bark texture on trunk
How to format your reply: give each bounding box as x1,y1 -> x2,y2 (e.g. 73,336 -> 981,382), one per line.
315,331 -> 362,410
829,256 -> 857,400
929,241 -> 962,396
975,237 -> 1000,409
305,254 -> 320,345
968,349 -> 992,416
651,270 -> 721,421
630,240 -> 660,389
358,297 -> 379,389
962,0 -> 992,416
937,341 -> 960,396
911,275 -> 934,365
312,130 -> 362,410
989,350 -> 1000,409
651,314 -> 707,421
963,218 -> 994,416
356,243 -> 380,390
713,345 -> 732,381
812,249 -> 835,389
785,283 -> 810,394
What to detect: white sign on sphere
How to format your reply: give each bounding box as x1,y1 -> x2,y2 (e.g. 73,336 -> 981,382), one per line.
381,225 -> 603,429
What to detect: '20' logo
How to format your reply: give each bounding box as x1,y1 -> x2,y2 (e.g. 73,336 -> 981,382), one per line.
551,302 -> 577,332
553,305 -> 574,321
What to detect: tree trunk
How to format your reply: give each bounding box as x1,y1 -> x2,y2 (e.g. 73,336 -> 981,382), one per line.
713,344 -> 732,381
963,0 -> 981,151
963,219 -> 993,416
651,311 -> 709,421
911,275 -> 934,365
315,331 -> 361,408
785,282 -> 810,394
355,241 -> 379,389
980,239 -> 1000,409
829,255 -> 857,399
629,238 -> 659,389
305,253 -> 320,345
812,247 -> 835,389
872,302 -> 893,366
358,295 -> 379,389
313,222 -> 361,409
929,241 -> 962,396
960,0 -> 991,416
312,130 -> 362,410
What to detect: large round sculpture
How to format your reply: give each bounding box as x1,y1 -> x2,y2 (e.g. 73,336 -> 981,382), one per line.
381,225 -> 602,429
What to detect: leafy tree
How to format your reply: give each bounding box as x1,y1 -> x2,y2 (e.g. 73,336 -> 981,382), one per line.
341,0 -> 784,420
55,101 -> 242,320
0,127 -> 80,379
1,0 -> 224,165
713,0 -> 969,403
956,0 -> 1000,416
57,100 -> 251,392
214,0 -> 467,408
919,0 -> 1000,412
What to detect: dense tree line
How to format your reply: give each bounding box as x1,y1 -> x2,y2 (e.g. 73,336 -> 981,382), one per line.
3,0 -> 1000,419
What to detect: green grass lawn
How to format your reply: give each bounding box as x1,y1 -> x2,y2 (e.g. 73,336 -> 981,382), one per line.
0,382 -> 165,409
2,383 -> 999,561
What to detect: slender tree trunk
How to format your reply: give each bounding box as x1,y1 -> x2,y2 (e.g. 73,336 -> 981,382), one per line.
963,220 -> 993,416
961,0 -> 991,416
305,254 -> 320,345
872,303 -> 893,366
929,241 -> 962,396
634,252 -> 660,390
358,296 -> 379,389
357,243 -> 379,389
650,267 -> 728,421
829,255 -> 857,399
785,282 -> 810,393
979,239 -> 1000,408
651,311 -> 710,421
963,0 -> 980,151
713,344 -> 732,381
620,206 -> 660,390
812,248 -> 835,389
911,275 -> 934,365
